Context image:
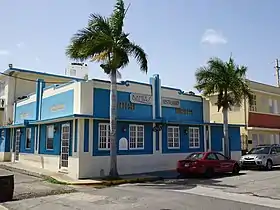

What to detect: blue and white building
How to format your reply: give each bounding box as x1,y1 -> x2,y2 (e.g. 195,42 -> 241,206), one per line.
0,74 -> 243,179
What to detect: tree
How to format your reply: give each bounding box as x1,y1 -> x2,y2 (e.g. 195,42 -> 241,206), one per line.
194,57 -> 253,157
65,0 -> 148,177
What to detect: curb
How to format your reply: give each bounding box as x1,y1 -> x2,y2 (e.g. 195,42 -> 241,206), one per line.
0,164 -> 163,186
0,205 -> 8,210
0,164 -> 46,179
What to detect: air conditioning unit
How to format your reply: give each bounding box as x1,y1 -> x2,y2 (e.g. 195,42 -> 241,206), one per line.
0,99 -> 5,108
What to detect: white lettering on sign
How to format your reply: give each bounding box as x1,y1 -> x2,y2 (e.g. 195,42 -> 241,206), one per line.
130,93 -> 152,105
161,97 -> 180,108
50,104 -> 65,112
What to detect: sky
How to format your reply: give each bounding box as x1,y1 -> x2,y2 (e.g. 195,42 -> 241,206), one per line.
0,0 -> 279,93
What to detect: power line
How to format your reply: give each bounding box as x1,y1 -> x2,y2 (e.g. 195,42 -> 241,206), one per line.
0,71 -> 78,84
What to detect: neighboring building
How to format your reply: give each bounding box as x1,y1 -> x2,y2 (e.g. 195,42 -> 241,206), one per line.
65,62 -> 89,79
0,67 -> 84,127
208,79 -> 280,152
0,73 -> 242,179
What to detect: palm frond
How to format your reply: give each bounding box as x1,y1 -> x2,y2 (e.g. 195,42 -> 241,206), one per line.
194,56 -> 252,111
110,0 -> 126,37
126,42 -> 148,73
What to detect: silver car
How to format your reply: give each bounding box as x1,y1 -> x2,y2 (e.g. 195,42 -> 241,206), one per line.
239,144 -> 280,170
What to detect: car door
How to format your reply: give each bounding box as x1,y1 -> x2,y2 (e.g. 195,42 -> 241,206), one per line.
215,153 -> 232,173
270,147 -> 278,165
205,153 -> 221,173
275,147 -> 280,165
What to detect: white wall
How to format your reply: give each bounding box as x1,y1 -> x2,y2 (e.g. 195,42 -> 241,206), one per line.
161,87 -> 202,102
3,72 -> 74,125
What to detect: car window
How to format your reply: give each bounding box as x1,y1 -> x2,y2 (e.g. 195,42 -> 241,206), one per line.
206,153 -> 218,160
270,147 -> 277,154
276,147 -> 280,153
215,153 -> 228,160
248,146 -> 270,154
186,153 -> 204,160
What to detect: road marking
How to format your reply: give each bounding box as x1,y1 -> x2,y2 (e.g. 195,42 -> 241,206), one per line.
172,186 -> 280,208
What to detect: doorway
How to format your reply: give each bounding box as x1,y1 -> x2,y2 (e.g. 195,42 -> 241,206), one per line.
60,123 -> 70,171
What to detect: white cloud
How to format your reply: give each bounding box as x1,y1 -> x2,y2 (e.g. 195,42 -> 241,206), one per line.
16,42 -> 25,48
0,50 -> 10,55
201,29 -> 227,45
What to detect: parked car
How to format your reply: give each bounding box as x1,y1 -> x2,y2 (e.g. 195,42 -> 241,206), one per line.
239,144 -> 280,170
176,152 -> 240,178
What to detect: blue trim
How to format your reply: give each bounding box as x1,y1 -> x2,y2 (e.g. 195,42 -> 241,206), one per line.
20,126 -> 35,154
74,119 -> 78,152
155,131 -> 159,151
7,68 -> 85,81
84,119 -> 89,152
35,79 -> 41,120
154,74 -> 160,119
92,78 -> 151,87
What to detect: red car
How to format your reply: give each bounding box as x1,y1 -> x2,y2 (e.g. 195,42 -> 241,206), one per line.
176,152 -> 240,178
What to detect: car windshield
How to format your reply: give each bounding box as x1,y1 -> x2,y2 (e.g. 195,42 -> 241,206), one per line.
248,147 -> 270,154
186,153 -> 204,160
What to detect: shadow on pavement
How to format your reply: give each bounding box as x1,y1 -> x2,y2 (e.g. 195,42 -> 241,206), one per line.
139,170 -> 247,190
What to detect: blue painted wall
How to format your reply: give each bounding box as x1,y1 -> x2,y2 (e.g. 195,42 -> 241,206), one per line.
20,126 -> 36,154
39,121 -> 73,156
162,100 -> 203,123
162,125 -> 204,154
210,126 -> 241,152
92,121 -> 153,156
0,128 -> 11,152
14,102 -> 36,124
41,90 -> 74,120
93,88 -> 153,121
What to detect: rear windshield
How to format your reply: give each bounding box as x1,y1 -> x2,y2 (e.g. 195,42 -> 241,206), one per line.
186,153 -> 204,160
248,147 -> 270,154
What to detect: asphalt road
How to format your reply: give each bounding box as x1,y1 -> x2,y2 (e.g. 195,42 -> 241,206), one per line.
0,169 -> 75,201
2,168 -> 280,209
2,183 -> 279,210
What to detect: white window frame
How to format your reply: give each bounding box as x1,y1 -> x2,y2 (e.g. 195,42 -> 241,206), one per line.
167,126 -> 180,149
249,95 -> 257,112
25,128 -> 31,149
46,125 -> 54,150
189,127 -> 200,149
98,123 -> 110,150
129,124 -> 144,150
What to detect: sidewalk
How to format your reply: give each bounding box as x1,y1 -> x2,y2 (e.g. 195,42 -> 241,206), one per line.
0,162 -> 161,186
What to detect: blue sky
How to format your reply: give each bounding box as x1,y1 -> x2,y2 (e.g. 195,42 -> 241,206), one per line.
0,0 -> 279,92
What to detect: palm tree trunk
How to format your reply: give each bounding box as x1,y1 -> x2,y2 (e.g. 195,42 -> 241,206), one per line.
222,107 -> 230,158
109,70 -> 119,177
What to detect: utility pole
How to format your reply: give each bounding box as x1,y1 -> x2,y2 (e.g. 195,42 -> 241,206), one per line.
275,59 -> 280,87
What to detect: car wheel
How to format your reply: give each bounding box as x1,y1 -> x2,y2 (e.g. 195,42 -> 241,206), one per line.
266,160 -> 273,171
204,168 -> 214,178
232,164 -> 240,175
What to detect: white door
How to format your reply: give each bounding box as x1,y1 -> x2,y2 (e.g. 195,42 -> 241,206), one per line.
15,129 -> 21,161
60,123 -> 70,171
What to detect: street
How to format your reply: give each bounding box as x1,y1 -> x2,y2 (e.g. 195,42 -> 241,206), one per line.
0,169 -> 76,201
2,168 -> 280,209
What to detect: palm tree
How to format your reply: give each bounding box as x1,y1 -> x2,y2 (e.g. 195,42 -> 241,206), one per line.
194,57 -> 253,157
66,0 -> 148,177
